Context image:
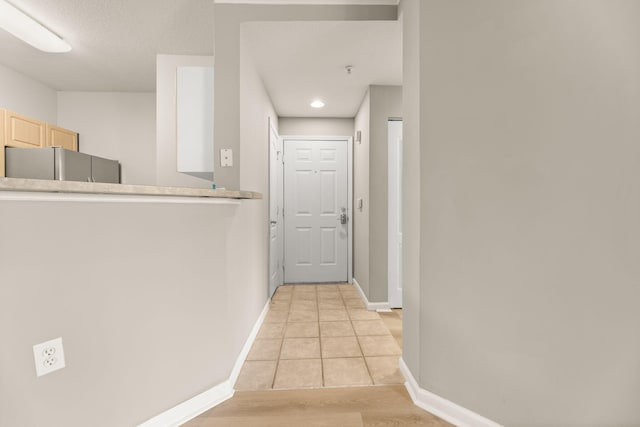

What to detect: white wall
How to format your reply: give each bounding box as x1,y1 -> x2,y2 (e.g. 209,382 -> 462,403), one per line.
0,63 -> 57,123
156,55 -> 215,189
403,0 -> 640,425
57,92 -> 156,185
279,117 -> 353,137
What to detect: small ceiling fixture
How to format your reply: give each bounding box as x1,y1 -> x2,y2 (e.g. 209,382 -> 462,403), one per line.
310,99 -> 325,109
0,0 -> 71,53
345,65 -> 353,75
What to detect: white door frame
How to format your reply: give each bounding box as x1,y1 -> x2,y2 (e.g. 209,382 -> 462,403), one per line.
388,119 -> 403,308
281,135 -> 353,284
268,118 -> 284,296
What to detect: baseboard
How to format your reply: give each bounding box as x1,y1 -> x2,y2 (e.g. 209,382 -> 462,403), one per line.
229,300 -> 271,387
137,381 -> 234,427
352,277 -> 391,311
138,300 -> 271,427
399,359 -> 503,427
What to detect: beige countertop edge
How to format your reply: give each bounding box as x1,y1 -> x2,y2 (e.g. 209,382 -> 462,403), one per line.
0,178 -> 262,200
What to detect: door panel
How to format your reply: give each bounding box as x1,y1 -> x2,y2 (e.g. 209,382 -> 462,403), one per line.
295,228 -> 313,265
320,227 -> 337,265
320,171 -> 337,214
284,139 -> 348,283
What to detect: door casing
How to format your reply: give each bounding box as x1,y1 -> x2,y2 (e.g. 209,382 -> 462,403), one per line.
268,119 -> 284,296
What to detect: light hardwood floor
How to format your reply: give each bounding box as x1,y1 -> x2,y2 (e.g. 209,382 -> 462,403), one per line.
184,385 -> 452,427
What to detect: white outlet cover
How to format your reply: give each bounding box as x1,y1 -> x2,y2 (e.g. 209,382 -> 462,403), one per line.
220,148 -> 233,167
33,337 -> 66,377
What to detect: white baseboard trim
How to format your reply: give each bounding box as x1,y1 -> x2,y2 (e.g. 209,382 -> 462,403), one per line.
229,300 -> 271,387
399,359 -> 503,427
352,277 -> 391,311
137,381 -> 234,427
138,300 -> 271,427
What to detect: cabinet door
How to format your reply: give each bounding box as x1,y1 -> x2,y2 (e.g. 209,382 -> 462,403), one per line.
5,110 -> 46,149
46,124 -> 78,151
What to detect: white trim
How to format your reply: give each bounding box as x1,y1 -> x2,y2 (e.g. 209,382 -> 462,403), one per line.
229,300 -> 271,387
0,192 -> 241,205
138,382 -> 234,427
138,300 -> 271,427
387,119 -> 403,308
352,277 -> 390,311
399,359 -> 503,427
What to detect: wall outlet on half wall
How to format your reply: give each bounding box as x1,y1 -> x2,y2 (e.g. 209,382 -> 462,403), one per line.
33,337 -> 66,377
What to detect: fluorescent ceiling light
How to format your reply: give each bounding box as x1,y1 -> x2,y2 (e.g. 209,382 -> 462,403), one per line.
310,99 -> 325,108
0,0 -> 71,53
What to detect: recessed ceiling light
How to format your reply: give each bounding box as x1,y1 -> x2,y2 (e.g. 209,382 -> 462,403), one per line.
310,100 -> 325,109
0,0 -> 71,53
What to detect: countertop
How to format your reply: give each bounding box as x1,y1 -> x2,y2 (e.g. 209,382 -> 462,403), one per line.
0,177 -> 262,200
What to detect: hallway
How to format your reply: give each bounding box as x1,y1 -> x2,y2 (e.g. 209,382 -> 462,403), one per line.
185,284 -> 451,426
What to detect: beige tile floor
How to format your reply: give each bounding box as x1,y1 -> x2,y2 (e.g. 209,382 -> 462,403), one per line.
235,283 -> 404,391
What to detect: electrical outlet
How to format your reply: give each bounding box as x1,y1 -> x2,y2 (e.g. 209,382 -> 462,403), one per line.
220,148 -> 233,167
33,337 -> 65,377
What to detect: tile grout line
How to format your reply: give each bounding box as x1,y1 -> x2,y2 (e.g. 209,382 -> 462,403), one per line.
343,287 -> 376,386
316,286 -> 326,388
270,287 -> 291,390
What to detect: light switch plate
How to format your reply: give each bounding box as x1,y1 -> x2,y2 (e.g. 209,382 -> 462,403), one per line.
220,149 -> 233,167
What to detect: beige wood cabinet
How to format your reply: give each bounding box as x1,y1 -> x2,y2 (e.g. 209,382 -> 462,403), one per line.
1,109 -> 79,177
46,124 -> 78,151
4,110 -> 46,149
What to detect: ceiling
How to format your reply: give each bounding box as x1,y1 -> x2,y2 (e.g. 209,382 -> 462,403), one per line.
0,0 -> 402,117
0,0 -> 215,92
244,20 -> 402,117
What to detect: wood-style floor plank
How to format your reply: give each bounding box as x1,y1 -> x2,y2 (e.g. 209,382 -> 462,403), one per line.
190,412 -> 363,427
184,385 -> 452,427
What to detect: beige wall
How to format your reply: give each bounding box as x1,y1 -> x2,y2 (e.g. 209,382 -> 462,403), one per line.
0,200 -> 257,427
353,86 -> 402,303
0,44 -> 278,427
399,0 -> 421,375
213,3 -> 397,190
369,86 -> 402,302
403,0 -> 640,425
279,117 -> 354,137
57,92 -> 156,185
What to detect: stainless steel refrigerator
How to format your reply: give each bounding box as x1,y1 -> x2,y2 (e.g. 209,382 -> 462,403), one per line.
5,147 -> 120,183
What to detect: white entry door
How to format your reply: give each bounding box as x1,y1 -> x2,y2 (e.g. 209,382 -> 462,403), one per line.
284,139 -> 349,283
269,121 -> 284,296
